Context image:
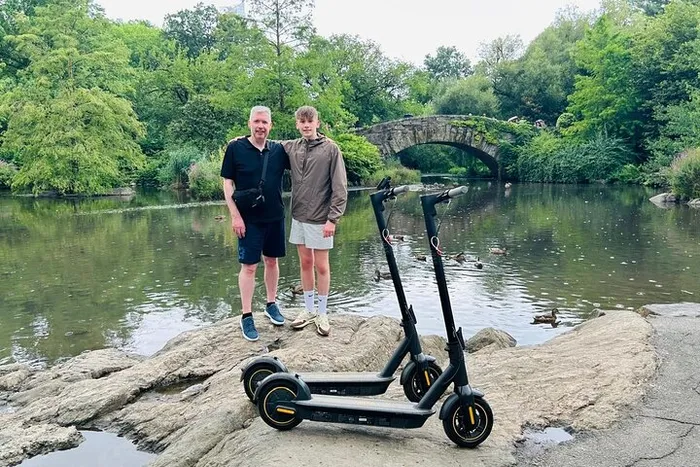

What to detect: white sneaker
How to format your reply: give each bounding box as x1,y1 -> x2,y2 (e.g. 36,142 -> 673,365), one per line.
315,314 -> 330,336
291,310 -> 317,329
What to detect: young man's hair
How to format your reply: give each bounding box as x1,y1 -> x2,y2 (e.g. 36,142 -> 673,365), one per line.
249,105 -> 272,121
295,105 -> 318,121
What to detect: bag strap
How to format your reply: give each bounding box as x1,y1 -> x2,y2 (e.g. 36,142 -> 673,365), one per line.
258,146 -> 270,190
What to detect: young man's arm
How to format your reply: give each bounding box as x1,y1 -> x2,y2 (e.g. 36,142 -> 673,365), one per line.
324,143 -> 348,237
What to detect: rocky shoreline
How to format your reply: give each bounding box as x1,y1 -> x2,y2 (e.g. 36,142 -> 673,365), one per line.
1,309 -> 657,466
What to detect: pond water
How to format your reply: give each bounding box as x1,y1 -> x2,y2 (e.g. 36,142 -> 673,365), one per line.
1,181 -> 699,366
19,430 -> 156,467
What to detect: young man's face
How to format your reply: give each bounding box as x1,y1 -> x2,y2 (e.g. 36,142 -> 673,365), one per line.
296,116 -> 320,139
249,112 -> 272,140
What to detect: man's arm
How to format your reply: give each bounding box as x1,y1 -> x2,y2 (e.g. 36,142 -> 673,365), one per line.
223,178 -> 246,238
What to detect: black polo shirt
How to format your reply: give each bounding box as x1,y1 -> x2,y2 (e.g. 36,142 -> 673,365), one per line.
220,138 -> 289,223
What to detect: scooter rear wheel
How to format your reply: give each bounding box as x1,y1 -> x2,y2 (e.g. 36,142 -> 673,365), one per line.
403,361 -> 443,402
442,396 -> 493,448
243,363 -> 279,402
257,380 -> 302,430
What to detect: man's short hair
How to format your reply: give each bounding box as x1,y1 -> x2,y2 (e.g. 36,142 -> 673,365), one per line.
295,106 -> 318,121
249,105 -> 272,121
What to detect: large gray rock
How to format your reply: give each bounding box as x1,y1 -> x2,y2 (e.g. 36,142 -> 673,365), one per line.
687,198 -> 700,207
466,327 -> 517,353
649,192 -> 678,206
0,310 -> 656,467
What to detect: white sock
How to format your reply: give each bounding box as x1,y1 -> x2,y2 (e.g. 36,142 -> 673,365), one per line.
318,295 -> 328,315
304,291 -> 314,312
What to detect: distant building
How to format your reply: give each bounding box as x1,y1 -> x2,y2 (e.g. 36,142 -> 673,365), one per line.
221,1 -> 246,16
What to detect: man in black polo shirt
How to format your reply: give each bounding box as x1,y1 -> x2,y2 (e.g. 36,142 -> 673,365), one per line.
220,106 -> 289,341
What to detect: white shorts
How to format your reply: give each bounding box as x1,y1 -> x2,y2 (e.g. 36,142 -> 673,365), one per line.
289,219 -> 334,250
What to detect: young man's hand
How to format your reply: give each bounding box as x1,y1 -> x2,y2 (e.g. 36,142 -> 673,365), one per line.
228,136 -> 246,144
323,221 -> 336,238
232,216 -> 246,238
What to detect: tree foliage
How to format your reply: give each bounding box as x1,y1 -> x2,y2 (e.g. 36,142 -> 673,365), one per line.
433,75 -> 500,117
424,45 -> 472,81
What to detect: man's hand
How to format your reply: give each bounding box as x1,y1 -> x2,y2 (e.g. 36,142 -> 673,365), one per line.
232,216 -> 246,239
228,136 -> 246,144
322,221 -> 336,238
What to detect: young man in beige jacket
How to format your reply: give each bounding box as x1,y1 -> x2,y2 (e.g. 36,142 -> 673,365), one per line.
283,106 -> 348,336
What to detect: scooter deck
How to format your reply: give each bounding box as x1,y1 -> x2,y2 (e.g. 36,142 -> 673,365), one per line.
293,395 -> 435,428
301,372 -> 395,396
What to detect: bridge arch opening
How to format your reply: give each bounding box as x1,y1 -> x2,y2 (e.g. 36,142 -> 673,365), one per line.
396,143 -> 497,178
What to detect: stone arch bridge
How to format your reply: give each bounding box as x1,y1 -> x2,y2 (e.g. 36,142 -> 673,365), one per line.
356,115 -> 528,179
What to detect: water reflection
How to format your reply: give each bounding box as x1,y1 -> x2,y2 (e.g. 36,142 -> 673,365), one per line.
1,182 -> 699,365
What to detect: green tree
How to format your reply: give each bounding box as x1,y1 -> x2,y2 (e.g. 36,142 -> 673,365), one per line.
476,34 -> 524,77
248,0 -> 314,112
567,15 -> 643,142
493,7 -> 592,124
0,0 -> 51,76
433,75 -> 500,117
424,45 -> 472,81
630,0 -> 671,15
0,0 -> 144,194
163,3 -> 219,59
314,34 -> 413,125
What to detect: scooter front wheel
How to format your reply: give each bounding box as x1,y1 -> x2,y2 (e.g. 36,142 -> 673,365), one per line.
442,396 -> 493,448
403,361 -> 443,402
257,379 -> 302,431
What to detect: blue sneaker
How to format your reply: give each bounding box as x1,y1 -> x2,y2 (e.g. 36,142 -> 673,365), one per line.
264,303 -> 285,326
240,315 -> 259,342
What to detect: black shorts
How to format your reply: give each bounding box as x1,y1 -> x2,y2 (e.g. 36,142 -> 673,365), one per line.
238,218 -> 286,264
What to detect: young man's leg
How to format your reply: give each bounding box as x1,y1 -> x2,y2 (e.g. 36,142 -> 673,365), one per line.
237,223 -> 264,341
298,245 -> 315,309
313,248 -> 331,336
261,218 -> 286,325
289,219 -> 318,329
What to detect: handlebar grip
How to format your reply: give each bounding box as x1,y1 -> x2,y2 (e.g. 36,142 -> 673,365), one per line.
446,186 -> 468,198
391,185 -> 409,196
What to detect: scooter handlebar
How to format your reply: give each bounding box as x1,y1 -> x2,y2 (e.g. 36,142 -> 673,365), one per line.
446,186 -> 468,198
436,186 -> 468,203
391,185 -> 409,196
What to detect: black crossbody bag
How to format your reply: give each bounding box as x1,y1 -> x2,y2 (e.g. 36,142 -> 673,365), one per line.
233,149 -> 268,211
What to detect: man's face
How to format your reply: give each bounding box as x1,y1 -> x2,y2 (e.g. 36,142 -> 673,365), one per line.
249,112 -> 272,140
296,116 -> 320,139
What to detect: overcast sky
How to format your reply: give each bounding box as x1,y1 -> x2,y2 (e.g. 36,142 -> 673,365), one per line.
97,0 -> 602,64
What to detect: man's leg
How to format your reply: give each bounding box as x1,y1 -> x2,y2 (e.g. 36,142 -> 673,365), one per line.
262,255 -> 279,304
238,263 -> 259,341
239,263 -> 258,314
261,219 -> 286,326
262,255 -> 285,325
237,222 -> 263,341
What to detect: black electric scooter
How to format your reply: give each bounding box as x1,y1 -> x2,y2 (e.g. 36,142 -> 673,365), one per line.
241,178 -> 442,403
253,186 -> 493,448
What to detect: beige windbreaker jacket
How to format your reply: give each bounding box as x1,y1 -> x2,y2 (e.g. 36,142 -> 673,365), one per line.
283,136 -> 348,224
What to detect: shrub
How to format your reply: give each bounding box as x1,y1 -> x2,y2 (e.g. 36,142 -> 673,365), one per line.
334,133 -> 383,186
516,131 -> 632,183
615,164 -> 642,184
0,160 -> 18,189
669,150 -> 700,200
448,166 -> 468,176
556,112 -> 575,130
189,155 -> 224,200
367,159 -> 421,186
134,158 -> 164,187
158,146 -> 205,189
